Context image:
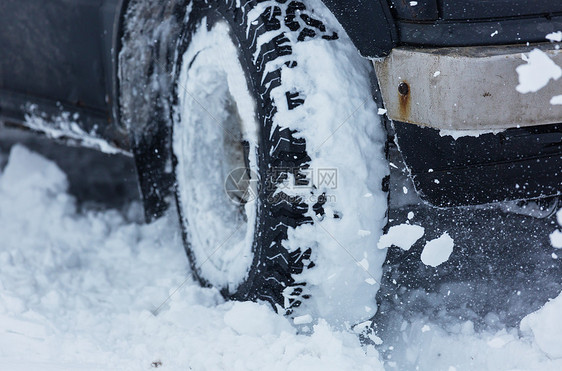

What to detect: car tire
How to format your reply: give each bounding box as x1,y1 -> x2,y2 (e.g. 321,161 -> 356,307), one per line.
123,0 -> 389,327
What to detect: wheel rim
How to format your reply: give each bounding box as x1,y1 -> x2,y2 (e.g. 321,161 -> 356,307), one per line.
173,20 -> 259,293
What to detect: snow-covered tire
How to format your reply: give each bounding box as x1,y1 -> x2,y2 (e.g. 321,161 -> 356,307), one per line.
171,0 -> 389,327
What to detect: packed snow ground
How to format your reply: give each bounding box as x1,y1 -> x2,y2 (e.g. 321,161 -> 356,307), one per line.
1,143 -> 562,370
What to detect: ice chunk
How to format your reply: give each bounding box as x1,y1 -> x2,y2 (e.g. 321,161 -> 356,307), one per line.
546,31 -> 562,42
550,230 -> 562,249
421,233 -> 454,267
293,314 -> 313,325
377,224 -> 425,251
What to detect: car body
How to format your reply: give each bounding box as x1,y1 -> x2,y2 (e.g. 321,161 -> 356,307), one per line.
0,0 -> 560,213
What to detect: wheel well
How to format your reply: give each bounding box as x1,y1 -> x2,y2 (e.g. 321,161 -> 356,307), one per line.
321,0 -> 396,58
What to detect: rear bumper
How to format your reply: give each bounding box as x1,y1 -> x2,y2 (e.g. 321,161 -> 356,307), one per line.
374,43 -> 562,131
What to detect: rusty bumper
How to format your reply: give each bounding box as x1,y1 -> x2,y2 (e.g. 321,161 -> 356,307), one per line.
373,43 -> 562,131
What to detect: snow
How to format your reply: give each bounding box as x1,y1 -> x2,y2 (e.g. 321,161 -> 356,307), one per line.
0,144 -> 385,370
386,316 -> 562,371
3,0 -> 562,368
420,233 -> 454,267
24,105 -> 126,156
551,230 -> 562,249
173,20 -> 258,291
515,49 -> 562,93
551,209 -> 562,248
1,142 -> 562,370
546,31 -> 562,42
377,224 -> 425,251
551,95 -> 562,105
439,128 -> 503,139
251,0 -> 389,325
521,293 -> 562,358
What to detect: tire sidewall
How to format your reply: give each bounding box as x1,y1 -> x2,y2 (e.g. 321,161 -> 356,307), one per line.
172,3 -> 268,299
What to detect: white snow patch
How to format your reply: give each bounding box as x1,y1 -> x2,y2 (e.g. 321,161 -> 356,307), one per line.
550,230 -> 562,249
24,105 -> 126,155
388,316 -> 562,371
490,30 -> 498,37
433,71 -> 441,77
293,314 -> 313,325
516,49 -> 562,93
0,145 -> 385,370
173,20 -> 259,290
551,209 -> 562,248
377,108 -> 387,115
521,292 -> 562,358
551,95 -> 562,105
377,224 -> 425,251
439,128 -> 503,139
421,233 -> 454,267
546,31 -> 562,42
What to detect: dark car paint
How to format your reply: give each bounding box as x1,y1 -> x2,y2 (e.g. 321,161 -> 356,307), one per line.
393,122 -> 562,207
0,0 -> 127,147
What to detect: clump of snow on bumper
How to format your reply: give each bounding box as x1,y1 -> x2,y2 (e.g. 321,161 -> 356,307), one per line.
515,49 -> 561,94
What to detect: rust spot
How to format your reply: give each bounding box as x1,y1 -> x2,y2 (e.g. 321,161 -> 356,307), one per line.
398,81 -> 411,120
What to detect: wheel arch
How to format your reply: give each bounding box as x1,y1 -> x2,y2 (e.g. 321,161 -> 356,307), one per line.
321,0 -> 397,58
117,0 -> 189,221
